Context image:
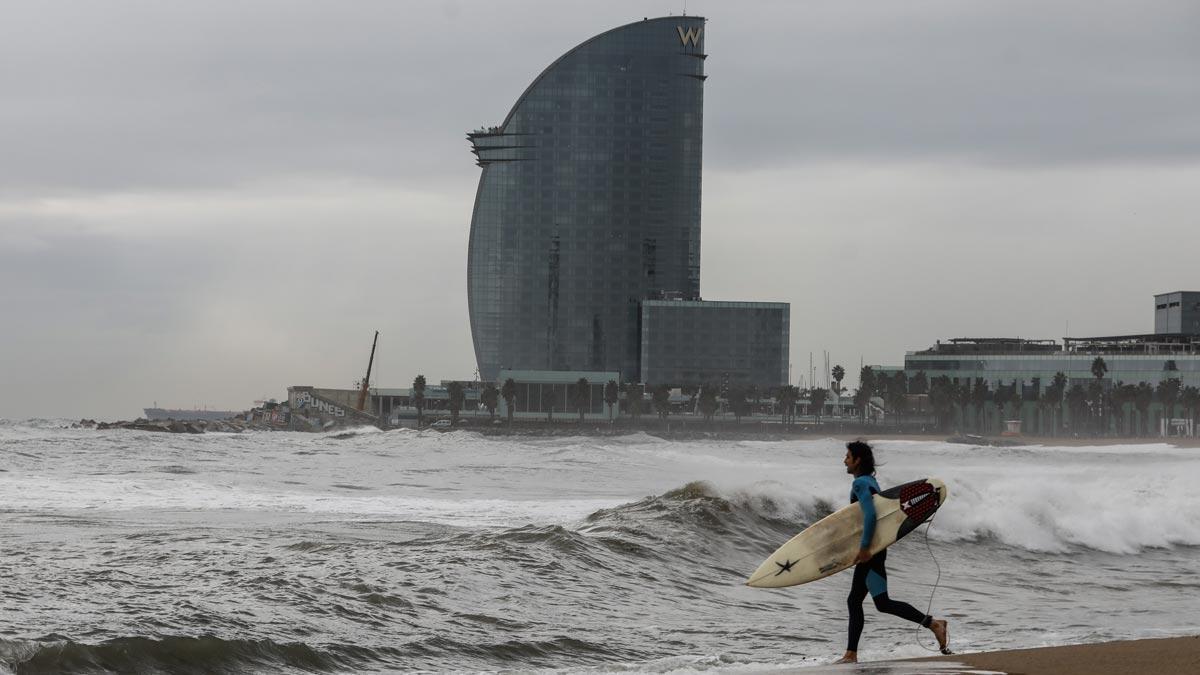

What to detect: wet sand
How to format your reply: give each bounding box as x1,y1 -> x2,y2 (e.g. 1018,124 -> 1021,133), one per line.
904,635 -> 1200,674
866,433 -> 1200,449
767,636 -> 1200,673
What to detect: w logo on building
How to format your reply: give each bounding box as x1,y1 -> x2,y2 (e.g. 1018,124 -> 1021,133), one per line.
677,25 -> 703,47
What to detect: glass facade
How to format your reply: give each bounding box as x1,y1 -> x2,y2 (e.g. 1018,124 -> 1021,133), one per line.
904,353 -> 1200,390
468,17 -> 706,383
497,369 -> 618,418
640,301 -> 789,387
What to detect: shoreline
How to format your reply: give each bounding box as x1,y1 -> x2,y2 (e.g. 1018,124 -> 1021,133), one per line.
33,417 -> 1200,448
905,635 -> 1200,675
866,432 -> 1200,449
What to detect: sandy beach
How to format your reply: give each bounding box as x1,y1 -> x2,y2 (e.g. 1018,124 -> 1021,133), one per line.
909,635 -> 1200,674
863,433 -> 1200,449
774,636 -> 1200,674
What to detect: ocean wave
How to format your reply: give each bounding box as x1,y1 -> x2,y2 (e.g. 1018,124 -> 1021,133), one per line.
577,472 -> 1200,559
0,474 -> 619,527
577,480 -> 823,561
0,418 -> 74,429
0,631 -> 648,672
929,470 -> 1200,554
0,635 -> 360,674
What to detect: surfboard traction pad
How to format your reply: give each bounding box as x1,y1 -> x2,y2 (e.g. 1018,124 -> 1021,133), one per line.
883,478 -> 941,540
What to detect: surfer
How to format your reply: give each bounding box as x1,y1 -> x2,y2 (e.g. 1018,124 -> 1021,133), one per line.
836,440 -> 950,664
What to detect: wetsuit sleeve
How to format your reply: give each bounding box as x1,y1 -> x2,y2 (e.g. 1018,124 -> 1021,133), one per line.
852,479 -> 876,549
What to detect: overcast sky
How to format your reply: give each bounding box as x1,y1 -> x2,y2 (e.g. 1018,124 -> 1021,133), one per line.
3,0 -> 1199,420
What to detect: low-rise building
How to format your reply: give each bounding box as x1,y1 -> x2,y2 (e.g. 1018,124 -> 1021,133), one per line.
496,370 -> 620,421
639,300 -> 789,389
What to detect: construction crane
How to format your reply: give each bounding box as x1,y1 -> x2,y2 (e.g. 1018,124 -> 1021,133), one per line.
357,331 -> 379,411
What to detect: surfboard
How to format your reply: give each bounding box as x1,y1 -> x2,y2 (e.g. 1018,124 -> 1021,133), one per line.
746,478 -> 948,589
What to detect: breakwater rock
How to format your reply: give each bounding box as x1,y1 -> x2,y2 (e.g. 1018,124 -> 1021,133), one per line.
82,418 -> 251,434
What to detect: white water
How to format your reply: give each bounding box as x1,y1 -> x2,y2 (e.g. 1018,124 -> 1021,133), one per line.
2,421 -> 1198,671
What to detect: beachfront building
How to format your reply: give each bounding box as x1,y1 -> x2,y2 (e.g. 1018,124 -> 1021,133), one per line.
900,293 -> 1200,435
466,17 -> 789,388
1155,291 -> 1200,335
496,370 -> 620,421
467,17 -> 706,383
639,300 -> 789,388
904,292 -> 1200,392
904,337 -> 1200,392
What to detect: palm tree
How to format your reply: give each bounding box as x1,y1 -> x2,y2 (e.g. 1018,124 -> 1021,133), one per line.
909,371 -> 928,396
1090,357 -> 1108,433
1107,382 -> 1133,436
1008,380 -> 1023,431
1181,386 -> 1200,434
698,384 -> 720,423
482,384 -> 499,421
1086,380 -> 1104,435
604,380 -> 619,422
571,377 -> 590,422
501,378 -> 517,424
412,375 -> 427,428
1045,372 -> 1068,436
625,383 -> 644,420
810,387 -> 829,424
928,376 -> 954,431
446,381 -> 464,424
1065,384 -> 1088,434
1134,382 -> 1154,436
727,386 -> 747,423
888,372 -> 909,426
832,365 -> 846,396
970,379 -> 990,433
1157,378 -> 1183,433
948,380 -> 967,432
777,385 -> 799,426
993,382 -> 1013,434
652,384 -> 671,420
541,385 -> 558,422
855,366 -> 875,423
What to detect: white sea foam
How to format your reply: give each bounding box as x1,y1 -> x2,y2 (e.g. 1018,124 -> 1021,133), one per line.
697,440 -> 1200,554
0,473 -> 619,527
3,422 -> 1197,553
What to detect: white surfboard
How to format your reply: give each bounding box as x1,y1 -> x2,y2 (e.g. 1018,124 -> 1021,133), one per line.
746,478 -> 948,589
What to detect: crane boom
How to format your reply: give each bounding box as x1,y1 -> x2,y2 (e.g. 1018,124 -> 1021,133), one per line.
357,331 -> 379,411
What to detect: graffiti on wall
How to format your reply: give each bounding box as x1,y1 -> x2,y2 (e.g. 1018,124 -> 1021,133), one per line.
290,391 -> 347,418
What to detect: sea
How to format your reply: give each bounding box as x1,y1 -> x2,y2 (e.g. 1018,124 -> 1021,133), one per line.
1,419 -> 1198,673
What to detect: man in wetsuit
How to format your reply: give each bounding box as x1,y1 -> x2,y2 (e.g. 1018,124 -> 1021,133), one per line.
837,440 -> 949,664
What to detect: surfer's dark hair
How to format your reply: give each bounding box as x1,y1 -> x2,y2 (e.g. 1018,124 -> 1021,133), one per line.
846,440 -> 876,476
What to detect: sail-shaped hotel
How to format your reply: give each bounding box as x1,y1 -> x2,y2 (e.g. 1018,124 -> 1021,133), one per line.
467,17 -> 788,389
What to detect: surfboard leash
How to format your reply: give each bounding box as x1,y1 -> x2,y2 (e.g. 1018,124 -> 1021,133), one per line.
914,512 -> 952,654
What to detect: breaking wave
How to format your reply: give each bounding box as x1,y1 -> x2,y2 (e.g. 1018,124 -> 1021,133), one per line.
577,474 -> 1200,558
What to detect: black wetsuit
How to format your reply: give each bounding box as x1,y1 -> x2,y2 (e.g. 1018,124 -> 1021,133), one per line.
847,475 -> 931,652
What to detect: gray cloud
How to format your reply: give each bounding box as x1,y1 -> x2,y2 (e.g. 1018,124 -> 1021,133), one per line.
2,0 -> 1198,418
4,0 -> 1198,196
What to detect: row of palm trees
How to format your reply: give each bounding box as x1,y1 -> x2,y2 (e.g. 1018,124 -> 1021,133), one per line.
405,375 -> 847,426
409,376 -> 623,425
920,358 -> 1200,437
406,357 -> 1200,435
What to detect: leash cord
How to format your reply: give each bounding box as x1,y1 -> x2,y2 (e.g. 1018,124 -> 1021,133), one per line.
914,512 -> 946,652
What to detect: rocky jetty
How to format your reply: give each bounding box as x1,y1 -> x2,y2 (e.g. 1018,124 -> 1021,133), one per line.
76,417 -> 254,434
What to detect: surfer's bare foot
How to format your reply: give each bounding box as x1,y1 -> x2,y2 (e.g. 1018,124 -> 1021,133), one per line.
834,651 -> 857,664
930,618 -> 950,653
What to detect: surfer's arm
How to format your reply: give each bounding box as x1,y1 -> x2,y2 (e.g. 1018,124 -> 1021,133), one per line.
852,480 -> 876,550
